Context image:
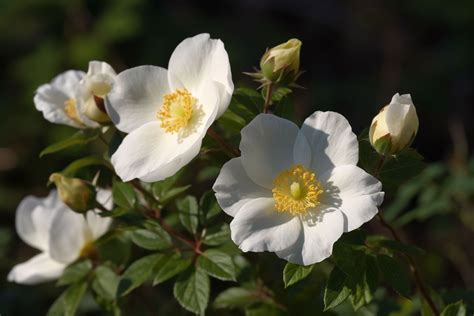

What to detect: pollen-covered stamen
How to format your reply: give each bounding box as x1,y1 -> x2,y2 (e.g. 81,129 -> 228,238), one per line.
63,98 -> 84,126
158,89 -> 195,133
272,164 -> 324,216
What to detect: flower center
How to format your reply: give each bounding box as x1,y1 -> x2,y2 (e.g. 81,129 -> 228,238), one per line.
63,98 -> 84,126
158,89 -> 195,133
272,164 -> 324,216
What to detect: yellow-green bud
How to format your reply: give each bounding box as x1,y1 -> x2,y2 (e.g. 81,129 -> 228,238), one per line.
369,93 -> 419,155
260,38 -> 302,83
49,173 -> 96,213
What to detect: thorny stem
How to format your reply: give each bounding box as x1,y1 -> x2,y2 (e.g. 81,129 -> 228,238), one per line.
262,83 -> 274,114
207,127 -> 240,157
374,155 -> 440,315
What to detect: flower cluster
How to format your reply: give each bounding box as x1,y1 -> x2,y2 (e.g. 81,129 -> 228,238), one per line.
8,33 -> 427,316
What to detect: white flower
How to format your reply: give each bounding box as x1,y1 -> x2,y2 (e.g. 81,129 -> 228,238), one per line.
33,61 -> 116,128
106,33 -> 233,182
369,93 -> 419,155
7,190 -> 112,285
213,112 -> 384,266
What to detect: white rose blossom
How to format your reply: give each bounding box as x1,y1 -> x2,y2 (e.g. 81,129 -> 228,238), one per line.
7,189 -> 112,285
34,61 -> 116,128
106,33 -> 233,182
213,111 -> 384,265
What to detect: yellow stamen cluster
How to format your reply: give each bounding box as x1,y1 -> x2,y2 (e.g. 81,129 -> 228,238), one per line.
63,98 -> 83,126
272,164 -> 323,216
158,89 -> 195,133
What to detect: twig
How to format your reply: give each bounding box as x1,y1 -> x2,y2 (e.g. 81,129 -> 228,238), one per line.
207,127 -> 240,157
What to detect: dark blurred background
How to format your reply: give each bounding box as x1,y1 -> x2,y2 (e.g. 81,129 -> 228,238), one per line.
1,0 -> 473,314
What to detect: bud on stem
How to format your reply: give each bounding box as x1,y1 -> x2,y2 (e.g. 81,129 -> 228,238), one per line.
49,173 -> 97,213
369,93 -> 419,155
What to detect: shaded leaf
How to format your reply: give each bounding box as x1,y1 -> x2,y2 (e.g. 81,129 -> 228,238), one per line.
441,300 -> 466,316
112,181 -> 136,209
213,287 -> 259,309
377,254 -> 411,297
57,259 -> 92,286
47,281 -> 88,316
62,156 -> 112,177
324,267 -> 351,311
283,262 -> 314,288
173,268 -> 210,315
131,228 -> 172,250
176,195 -> 199,234
92,265 -> 120,301
197,249 -> 236,281
153,254 -> 193,285
40,129 -> 100,157
117,254 -> 161,296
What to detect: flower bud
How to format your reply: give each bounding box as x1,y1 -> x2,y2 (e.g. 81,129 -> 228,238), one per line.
369,93 -> 419,155
82,61 -> 116,123
260,38 -> 302,83
49,173 -> 96,213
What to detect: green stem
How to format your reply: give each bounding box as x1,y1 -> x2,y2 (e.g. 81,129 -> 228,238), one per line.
262,83 -> 274,114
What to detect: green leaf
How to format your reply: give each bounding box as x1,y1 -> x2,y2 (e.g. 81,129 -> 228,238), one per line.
57,259 -> 92,286
92,265 -> 120,301
176,195 -> 199,234
377,254 -> 411,297
40,129 -> 100,157
333,242 -> 366,283
199,191 -> 221,223
197,249 -> 236,281
380,149 -> 425,188
62,156 -> 112,177
160,185 -> 191,205
363,255 -> 379,304
153,253 -> 192,285
117,254 -> 161,296
324,267 -> 351,311
283,262 -> 314,288
213,287 -> 259,309
151,168 -> 186,203
131,228 -> 172,250
441,300 -> 466,316
202,224 -> 230,246
47,281 -> 88,316
113,181 -> 136,209
372,238 -> 426,256
173,268 -> 210,315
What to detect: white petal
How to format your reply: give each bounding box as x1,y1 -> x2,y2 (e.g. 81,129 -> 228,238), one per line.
276,206 -> 344,265
300,111 -> 358,175
106,66 -> 170,133
96,188 -> 113,210
15,190 -> 63,251
87,60 -> 117,77
7,253 -> 65,285
240,114 -> 300,188
86,211 -> 112,240
230,198 -> 302,252
320,165 -> 384,231
34,70 -> 85,128
48,210 -> 87,264
213,158 -> 272,217
168,33 -> 233,118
